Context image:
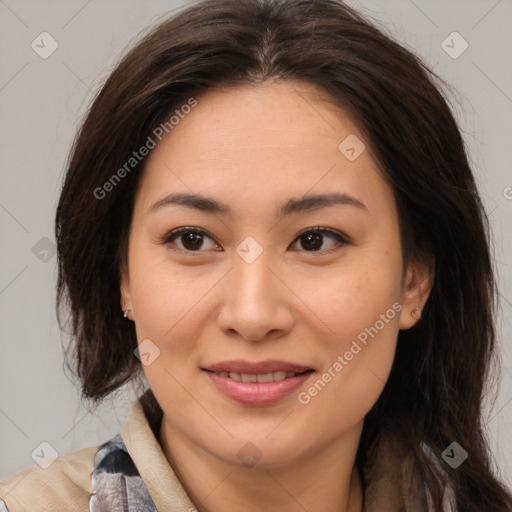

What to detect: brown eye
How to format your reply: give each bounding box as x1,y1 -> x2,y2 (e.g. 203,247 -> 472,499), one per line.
290,228 -> 349,252
163,228 -> 221,252
162,226 -> 348,255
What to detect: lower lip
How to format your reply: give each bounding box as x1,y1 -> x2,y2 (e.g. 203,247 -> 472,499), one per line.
204,370 -> 313,406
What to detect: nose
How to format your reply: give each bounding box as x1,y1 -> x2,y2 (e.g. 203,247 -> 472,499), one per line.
216,251 -> 295,342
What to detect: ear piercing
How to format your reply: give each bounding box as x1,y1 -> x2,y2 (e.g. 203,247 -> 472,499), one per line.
123,309 -> 131,318
411,306 -> 421,320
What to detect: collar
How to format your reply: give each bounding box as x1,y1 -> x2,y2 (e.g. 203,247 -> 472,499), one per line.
120,390 -> 198,511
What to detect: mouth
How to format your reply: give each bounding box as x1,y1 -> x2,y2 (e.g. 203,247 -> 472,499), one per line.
202,368 -> 314,383
201,360 -> 315,406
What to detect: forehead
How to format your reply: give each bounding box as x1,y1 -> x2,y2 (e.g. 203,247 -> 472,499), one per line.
135,81 -> 393,219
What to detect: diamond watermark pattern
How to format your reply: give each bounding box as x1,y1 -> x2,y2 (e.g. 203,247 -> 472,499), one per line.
134,338 -> 161,366
31,441 -> 58,469
31,32 -> 59,59
441,441 -> 468,469
31,236 -> 56,263
441,31 -> 468,59
237,442 -> 262,468
338,134 -> 365,161
236,236 -> 263,264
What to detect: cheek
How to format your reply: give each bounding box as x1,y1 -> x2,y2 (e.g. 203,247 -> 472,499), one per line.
294,246 -> 402,418
298,314 -> 399,432
301,246 -> 402,349
128,242 -> 209,339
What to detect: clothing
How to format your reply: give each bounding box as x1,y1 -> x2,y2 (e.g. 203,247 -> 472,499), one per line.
0,389 -> 452,511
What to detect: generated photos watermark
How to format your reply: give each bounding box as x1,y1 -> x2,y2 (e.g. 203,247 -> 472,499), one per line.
297,301 -> 403,405
93,97 -> 198,200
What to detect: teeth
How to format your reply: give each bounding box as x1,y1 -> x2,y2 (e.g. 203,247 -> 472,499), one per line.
257,372 -> 277,383
218,371 -> 304,382
270,371 -> 287,382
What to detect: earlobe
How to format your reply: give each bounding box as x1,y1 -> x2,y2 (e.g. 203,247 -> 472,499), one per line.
399,254 -> 434,330
410,306 -> 421,320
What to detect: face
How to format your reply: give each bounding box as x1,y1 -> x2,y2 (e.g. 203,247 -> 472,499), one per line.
120,81 -> 431,468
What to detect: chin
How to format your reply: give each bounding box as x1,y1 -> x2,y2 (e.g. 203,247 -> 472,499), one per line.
202,431 -> 310,470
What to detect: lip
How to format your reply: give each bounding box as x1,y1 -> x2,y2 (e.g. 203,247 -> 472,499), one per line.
202,360 -> 314,406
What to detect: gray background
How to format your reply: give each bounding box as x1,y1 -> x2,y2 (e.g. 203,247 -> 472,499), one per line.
1,0 -> 511,486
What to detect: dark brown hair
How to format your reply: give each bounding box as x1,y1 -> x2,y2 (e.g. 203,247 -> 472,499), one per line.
55,0 -> 512,509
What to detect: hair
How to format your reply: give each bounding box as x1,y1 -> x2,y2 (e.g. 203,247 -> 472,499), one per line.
55,0 -> 512,509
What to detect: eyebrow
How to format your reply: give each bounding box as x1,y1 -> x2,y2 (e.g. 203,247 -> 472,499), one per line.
149,191 -> 368,217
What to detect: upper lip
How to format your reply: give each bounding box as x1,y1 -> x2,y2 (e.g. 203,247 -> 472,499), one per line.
202,360 -> 314,374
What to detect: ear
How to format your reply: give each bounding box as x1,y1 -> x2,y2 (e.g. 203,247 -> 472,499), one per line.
399,252 -> 435,330
119,256 -> 133,320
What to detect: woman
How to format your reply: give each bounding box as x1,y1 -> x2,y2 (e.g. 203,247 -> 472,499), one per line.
1,0 -> 510,510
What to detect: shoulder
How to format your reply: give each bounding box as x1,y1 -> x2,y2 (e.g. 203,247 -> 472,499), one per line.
0,444 -> 98,512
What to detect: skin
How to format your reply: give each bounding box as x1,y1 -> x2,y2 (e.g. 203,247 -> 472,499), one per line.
120,80 -> 433,512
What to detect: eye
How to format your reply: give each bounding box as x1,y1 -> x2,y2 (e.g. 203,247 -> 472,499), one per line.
289,227 -> 349,253
161,227 -> 221,253
161,226 -> 349,254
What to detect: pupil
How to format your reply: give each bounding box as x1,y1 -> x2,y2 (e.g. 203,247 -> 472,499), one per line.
183,232 -> 203,250
302,232 -> 322,251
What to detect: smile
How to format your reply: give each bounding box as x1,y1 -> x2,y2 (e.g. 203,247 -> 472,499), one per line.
201,361 -> 315,406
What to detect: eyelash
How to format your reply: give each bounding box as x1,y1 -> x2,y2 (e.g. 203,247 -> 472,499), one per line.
160,226 -> 350,256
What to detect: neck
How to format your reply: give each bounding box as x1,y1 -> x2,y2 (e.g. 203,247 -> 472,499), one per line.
159,417 -> 364,512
